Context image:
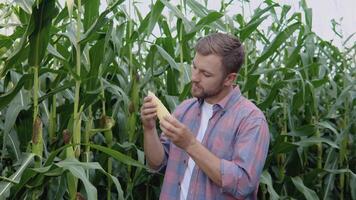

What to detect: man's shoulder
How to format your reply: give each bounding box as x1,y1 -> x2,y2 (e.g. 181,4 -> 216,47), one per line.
234,96 -> 266,120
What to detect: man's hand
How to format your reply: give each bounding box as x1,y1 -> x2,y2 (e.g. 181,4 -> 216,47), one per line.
160,116 -> 197,150
140,96 -> 157,131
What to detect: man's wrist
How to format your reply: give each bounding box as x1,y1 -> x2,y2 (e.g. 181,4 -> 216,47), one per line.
185,138 -> 198,154
143,125 -> 156,132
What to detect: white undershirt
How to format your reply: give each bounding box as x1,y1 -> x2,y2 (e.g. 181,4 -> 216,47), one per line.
180,101 -> 213,200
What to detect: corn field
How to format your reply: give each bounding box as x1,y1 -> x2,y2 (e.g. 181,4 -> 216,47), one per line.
0,0 -> 355,199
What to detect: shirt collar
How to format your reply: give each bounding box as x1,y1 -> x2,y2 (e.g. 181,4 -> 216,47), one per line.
215,85 -> 241,110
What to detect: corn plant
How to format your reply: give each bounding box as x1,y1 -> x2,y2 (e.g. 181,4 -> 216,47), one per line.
0,0 -> 355,199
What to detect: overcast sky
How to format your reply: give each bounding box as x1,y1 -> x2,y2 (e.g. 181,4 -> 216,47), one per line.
226,0 -> 355,45
1,0 -> 355,48
112,0 -> 356,48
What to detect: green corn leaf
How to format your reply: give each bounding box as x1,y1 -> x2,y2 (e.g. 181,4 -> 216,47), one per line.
0,153 -> 35,199
66,0 -> 74,18
239,15 -> 269,41
294,137 -> 339,149
138,0 -> 164,37
47,44 -> 66,61
88,144 -> 148,169
291,176 -> 319,200
83,0 -> 99,31
28,0 -> 58,67
251,22 -> 300,73
160,0 -> 192,31
0,73 -> 32,110
13,0 -> 35,14
260,170 -> 279,200
155,44 -> 179,70
79,0 -> 125,45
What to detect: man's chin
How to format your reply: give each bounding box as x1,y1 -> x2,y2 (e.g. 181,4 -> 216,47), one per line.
191,91 -> 204,99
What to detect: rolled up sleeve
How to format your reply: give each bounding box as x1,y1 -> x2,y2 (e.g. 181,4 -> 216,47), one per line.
220,117 -> 270,198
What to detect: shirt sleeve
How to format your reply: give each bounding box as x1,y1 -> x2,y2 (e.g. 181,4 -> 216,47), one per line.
220,116 -> 270,198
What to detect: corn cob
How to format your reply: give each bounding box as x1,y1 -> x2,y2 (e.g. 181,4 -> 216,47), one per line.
147,91 -> 171,121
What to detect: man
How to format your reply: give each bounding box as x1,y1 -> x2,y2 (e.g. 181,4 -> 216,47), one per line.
140,33 -> 270,200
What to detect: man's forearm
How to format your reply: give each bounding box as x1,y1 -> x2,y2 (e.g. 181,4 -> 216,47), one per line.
185,140 -> 222,186
143,127 -> 165,170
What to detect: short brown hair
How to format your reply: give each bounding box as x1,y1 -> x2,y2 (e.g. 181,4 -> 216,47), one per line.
195,33 -> 245,74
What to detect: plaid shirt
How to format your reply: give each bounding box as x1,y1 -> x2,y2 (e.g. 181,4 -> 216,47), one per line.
157,86 -> 270,200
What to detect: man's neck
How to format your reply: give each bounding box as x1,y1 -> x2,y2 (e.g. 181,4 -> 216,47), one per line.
204,86 -> 234,104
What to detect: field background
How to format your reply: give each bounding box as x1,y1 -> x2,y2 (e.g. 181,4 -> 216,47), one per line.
0,0 -> 355,199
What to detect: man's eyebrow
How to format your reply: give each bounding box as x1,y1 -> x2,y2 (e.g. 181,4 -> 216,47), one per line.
192,61 -> 213,75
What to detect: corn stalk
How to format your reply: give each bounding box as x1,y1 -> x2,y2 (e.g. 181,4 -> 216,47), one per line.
73,0 -> 82,159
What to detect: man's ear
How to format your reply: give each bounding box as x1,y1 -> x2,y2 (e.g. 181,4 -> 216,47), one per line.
224,73 -> 237,86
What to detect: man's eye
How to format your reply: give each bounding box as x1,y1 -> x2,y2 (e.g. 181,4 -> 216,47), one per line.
204,73 -> 211,77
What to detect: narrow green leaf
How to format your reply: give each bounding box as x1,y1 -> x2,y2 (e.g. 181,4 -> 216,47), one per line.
186,0 -> 207,17
291,176 -> 319,200
251,22 -> 300,73
79,0 -> 125,45
300,0 -> 312,31
138,0 -> 164,37
0,74 -> 32,110
239,15 -> 269,41
155,44 -> 179,70
66,0 -> 74,18
186,0 -> 225,30
88,144 -> 148,169
294,137 -> 339,149
317,121 -> 339,136
0,153 -> 35,198
28,0 -> 58,67
83,0 -> 99,31
288,124 -> 316,137
160,0 -> 192,31
191,11 -> 224,33
47,44 -> 66,60
271,141 -> 298,154
14,0 -> 35,14
258,80 -> 288,109
260,170 -> 279,200
61,165 -> 97,200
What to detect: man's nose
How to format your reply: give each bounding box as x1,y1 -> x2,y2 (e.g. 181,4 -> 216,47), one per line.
191,71 -> 200,82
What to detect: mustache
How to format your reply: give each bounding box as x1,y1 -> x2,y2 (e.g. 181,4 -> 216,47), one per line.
192,82 -> 202,88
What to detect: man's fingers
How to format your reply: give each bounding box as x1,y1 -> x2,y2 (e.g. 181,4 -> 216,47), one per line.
163,115 -> 182,128
143,96 -> 154,103
143,113 -> 156,119
142,107 -> 157,115
160,118 -> 181,136
142,102 -> 156,109
160,126 -> 174,139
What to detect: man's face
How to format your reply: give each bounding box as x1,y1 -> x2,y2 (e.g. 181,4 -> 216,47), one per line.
191,53 -> 227,103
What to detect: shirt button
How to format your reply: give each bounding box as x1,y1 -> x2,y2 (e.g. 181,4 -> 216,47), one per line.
183,160 -> 186,164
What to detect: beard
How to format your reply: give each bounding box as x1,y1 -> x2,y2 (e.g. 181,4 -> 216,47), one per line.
191,81 -> 225,100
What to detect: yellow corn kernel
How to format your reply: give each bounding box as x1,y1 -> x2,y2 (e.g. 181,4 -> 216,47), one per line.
148,91 -> 171,121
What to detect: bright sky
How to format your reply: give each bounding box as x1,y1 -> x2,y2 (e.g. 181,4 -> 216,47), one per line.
237,0 -> 356,47
1,0 -> 355,48
182,0 -> 356,48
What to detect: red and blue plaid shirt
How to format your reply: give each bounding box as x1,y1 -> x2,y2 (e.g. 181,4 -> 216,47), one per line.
156,86 -> 270,200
